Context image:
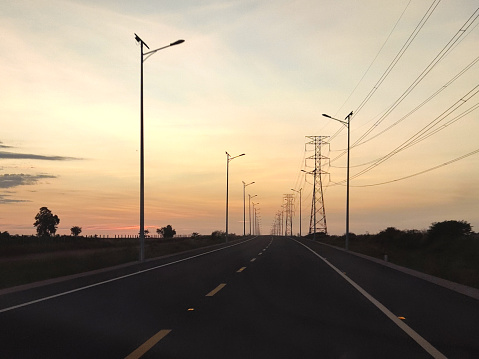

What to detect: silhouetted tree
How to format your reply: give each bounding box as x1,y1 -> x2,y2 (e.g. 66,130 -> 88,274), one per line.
33,207 -> 60,237
157,225 -> 176,238
70,226 -> 82,237
211,230 -> 225,239
428,220 -> 472,240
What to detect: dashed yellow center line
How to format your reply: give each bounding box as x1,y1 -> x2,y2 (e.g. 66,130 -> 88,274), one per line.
125,329 -> 171,359
206,283 -> 227,297
237,267 -> 247,273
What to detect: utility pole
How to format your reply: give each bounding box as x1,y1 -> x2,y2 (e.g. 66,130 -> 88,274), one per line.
304,136 -> 329,239
284,194 -> 294,236
291,188 -> 302,237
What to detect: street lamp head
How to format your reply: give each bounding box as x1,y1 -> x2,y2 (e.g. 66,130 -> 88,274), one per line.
170,39 -> 185,46
322,113 -> 332,118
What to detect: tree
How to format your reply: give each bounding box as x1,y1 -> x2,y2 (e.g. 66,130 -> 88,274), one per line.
428,220 -> 472,240
33,207 -> 60,237
70,226 -> 82,237
157,225 -> 176,239
211,230 -> 225,239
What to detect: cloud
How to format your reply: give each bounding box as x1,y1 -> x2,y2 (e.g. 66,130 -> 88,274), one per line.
0,141 -> 12,149
0,151 -> 81,161
0,193 -> 30,204
0,174 -> 57,189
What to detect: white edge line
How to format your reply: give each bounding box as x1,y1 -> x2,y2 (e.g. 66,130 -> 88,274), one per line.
292,238 -> 447,359
0,238 -> 256,314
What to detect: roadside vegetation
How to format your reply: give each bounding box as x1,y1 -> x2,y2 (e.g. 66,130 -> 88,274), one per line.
313,220 -> 479,289
1,209 -> 477,291
0,223 -> 240,289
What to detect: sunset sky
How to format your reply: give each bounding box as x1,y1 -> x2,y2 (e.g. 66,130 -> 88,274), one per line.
1,0 -> 478,237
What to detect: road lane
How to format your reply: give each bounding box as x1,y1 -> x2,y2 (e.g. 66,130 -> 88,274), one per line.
0,237 -> 268,358
1,236 -> 476,358
297,238 -> 479,358
152,237 -> 435,358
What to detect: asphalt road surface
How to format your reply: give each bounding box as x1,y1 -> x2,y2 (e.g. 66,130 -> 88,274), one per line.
1,236 -> 478,358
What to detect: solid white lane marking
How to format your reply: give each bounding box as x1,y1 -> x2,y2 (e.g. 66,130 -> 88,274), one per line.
206,283 -> 226,297
125,329 -> 171,359
293,239 -> 447,359
0,238 -> 258,314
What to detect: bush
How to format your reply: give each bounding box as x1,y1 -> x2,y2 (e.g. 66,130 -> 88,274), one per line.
428,220 -> 472,241
211,230 -> 225,239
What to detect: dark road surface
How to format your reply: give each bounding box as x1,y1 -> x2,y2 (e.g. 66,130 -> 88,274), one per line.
1,236 -> 478,358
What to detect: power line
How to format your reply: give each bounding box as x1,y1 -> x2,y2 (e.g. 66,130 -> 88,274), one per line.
350,147 -> 479,187
335,0 -> 413,117
352,6 -> 479,148
353,55 -> 479,148
345,88 -> 479,183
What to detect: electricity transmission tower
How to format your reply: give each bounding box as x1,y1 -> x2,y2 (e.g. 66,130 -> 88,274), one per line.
305,136 -> 329,238
283,194 -> 294,236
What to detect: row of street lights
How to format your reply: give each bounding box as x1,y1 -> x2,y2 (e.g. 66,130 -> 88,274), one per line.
134,34 -> 352,258
225,152 -> 260,241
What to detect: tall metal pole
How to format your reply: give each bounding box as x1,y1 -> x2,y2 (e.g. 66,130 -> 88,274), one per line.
226,152 -> 230,242
242,181 -> 254,236
243,181 -> 245,236
292,188 -> 302,237
248,194 -> 251,235
135,34 -> 184,261
345,112 -> 351,251
322,111 -> 353,251
225,152 -> 245,242
249,194 -> 257,235
139,38 -> 146,262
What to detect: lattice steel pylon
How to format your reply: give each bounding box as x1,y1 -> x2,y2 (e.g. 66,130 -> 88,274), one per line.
283,194 -> 294,236
305,136 -> 329,236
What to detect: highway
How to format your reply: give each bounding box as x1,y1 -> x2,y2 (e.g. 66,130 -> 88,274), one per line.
1,236 -> 478,358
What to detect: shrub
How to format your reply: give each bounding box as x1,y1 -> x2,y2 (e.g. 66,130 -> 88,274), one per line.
428,220 -> 472,241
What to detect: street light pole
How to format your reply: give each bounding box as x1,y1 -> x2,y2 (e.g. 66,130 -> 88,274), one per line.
249,194 -> 257,235
252,202 -> 259,235
226,152 -> 245,242
135,34 -> 184,261
322,111 -> 353,251
242,181 -> 255,236
291,188 -> 302,237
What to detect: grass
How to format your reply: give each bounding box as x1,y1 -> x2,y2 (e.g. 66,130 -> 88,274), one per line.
0,235 -> 236,289
316,233 -> 479,289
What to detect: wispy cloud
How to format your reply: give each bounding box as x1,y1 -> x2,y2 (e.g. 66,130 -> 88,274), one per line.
0,173 -> 57,189
0,151 -> 80,161
0,141 -> 12,149
0,193 -> 30,204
